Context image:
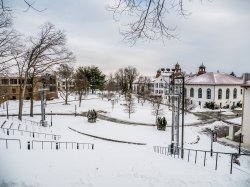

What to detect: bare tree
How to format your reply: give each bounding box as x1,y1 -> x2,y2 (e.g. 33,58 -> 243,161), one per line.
124,66 -> 139,92
74,67 -> 89,107
58,64 -> 75,105
123,93 -> 136,119
13,22 -> 74,120
109,0 -> 190,44
106,73 -> 117,99
151,96 -> 164,121
0,1 -> 21,73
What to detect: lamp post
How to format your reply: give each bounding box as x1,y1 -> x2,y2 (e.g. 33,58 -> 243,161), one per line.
50,110 -> 52,126
6,100 -> 9,119
161,68 -> 185,158
174,76 -> 185,159
39,73 -> 50,127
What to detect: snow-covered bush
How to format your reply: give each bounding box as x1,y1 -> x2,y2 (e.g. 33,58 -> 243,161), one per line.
156,117 -> 167,131
87,109 -> 97,123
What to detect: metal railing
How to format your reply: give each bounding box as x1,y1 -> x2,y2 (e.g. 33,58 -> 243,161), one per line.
0,138 -> 21,149
31,140 -> 94,150
153,145 -> 250,174
1,127 -> 61,140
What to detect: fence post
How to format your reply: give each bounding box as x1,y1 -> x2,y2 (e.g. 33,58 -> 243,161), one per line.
215,153 -> 218,170
27,141 -> 30,150
230,154 -> 233,174
19,140 -> 21,149
195,150 -> 197,164
188,150 -> 190,162
204,151 -> 206,167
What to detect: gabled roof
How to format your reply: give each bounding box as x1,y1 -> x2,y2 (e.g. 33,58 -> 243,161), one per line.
186,72 -> 243,85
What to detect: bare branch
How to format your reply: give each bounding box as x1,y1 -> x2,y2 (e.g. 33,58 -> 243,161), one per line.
109,0 -> 190,44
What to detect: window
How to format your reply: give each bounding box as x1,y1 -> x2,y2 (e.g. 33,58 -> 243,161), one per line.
233,88 -> 237,99
12,88 -> 16,93
155,83 -> 158,88
10,79 -> 17,84
18,79 -> 24,84
159,83 -> 164,88
190,88 -> 194,97
226,88 -> 230,99
206,88 -> 211,99
218,89 -> 222,100
241,89 -> 243,95
1,79 -> 9,84
198,88 -> 202,98
184,88 -> 187,97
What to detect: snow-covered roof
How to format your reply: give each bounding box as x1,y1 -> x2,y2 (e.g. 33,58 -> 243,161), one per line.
186,72 -> 243,85
241,80 -> 250,87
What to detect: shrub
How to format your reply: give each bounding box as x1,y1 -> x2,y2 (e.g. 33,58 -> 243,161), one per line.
156,117 -> 167,131
87,109 -> 97,123
204,102 -> 215,110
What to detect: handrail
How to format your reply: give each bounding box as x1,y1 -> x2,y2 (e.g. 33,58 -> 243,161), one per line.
0,138 -> 21,149
1,127 -> 61,140
31,140 -> 94,150
153,145 -> 250,174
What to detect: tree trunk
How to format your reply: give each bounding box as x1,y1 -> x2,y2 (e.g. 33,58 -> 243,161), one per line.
79,93 -> 82,107
30,78 -> 34,117
18,86 -> 25,121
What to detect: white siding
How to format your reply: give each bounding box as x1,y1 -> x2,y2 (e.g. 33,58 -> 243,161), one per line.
242,88 -> 250,145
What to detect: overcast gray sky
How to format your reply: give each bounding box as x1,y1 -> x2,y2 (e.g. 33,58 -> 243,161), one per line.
9,0 -> 250,76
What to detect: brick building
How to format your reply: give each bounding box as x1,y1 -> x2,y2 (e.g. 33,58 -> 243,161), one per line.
0,73 -> 58,103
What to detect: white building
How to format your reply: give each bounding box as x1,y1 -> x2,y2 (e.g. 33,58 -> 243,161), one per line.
241,74 -> 250,146
185,67 -> 243,108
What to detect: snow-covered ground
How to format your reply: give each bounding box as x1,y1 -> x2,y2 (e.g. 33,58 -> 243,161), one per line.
0,94 -> 250,187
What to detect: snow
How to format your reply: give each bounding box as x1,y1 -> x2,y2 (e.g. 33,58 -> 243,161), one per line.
0,94 -> 250,187
186,72 -> 243,85
226,117 -> 242,125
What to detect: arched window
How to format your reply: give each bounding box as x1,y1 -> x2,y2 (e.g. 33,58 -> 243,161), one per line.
190,88 -> 194,97
233,88 -> 237,99
198,88 -> 202,98
184,88 -> 187,97
218,89 -> 222,100
206,88 -> 211,99
226,88 -> 230,99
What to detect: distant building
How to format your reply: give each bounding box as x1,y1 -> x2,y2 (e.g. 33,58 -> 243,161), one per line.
185,64 -> 243,108
241,73 -> 250,146
0,73 -> 58,102
150,62 -> 184,97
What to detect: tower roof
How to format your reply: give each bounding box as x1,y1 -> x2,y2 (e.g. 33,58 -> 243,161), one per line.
199,62 -> 206,69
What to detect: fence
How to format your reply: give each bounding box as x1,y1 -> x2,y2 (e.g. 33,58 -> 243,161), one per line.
1,127 -> 61,140
153,146 -> 250,174
31,140 -> 94,150
0,138 -> 21,149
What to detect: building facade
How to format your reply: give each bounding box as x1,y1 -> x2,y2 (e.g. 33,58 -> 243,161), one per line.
185,71 -> 243,108
0,73 -> 58,103
241,74 -> 250,146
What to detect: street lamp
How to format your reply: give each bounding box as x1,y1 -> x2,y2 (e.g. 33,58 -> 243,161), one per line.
161,68 -> 185,159
174,76 -> 185,159
50,110 -> 52,126
39,73 -> 50,127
